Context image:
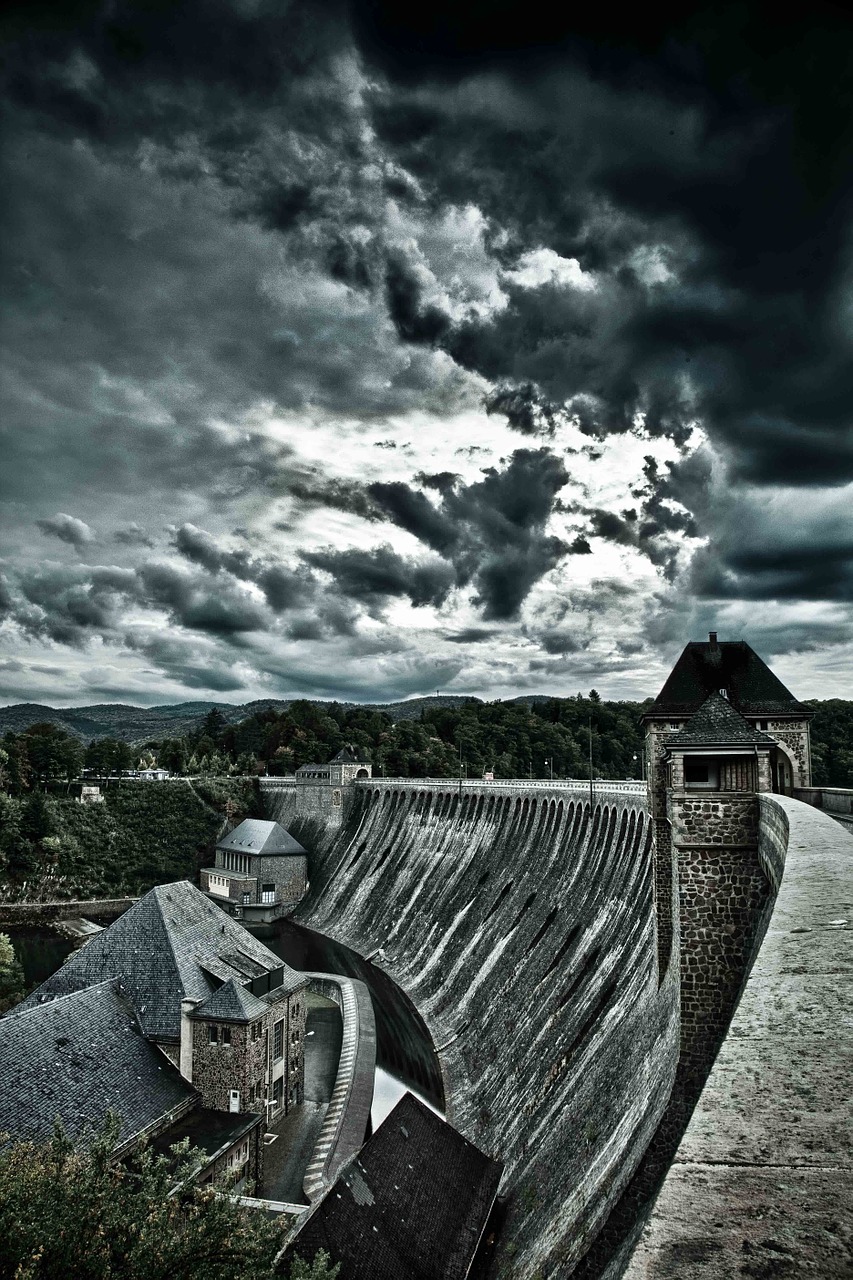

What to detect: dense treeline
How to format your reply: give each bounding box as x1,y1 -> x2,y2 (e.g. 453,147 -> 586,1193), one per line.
2,695 -> 851,799
806,699 -> 853,788
153,694 -> 650,782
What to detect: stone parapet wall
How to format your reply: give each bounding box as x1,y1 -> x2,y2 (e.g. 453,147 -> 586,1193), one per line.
794,786 -> 853,816
667,791 -> 758,847
758,793 -> 789,891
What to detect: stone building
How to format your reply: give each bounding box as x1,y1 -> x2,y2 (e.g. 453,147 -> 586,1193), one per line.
642,634 -> 813,1088
15,881 -> 309,1141
0,979 -> 265,1191
200,818 -> 307,922
643,631 -> 813,804
293,745 -> 372,826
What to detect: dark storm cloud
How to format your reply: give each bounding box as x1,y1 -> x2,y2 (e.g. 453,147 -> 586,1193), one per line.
123,633 -> 248,693
13,563 -> 134,645
173,524 -> 316,613
362,447 -> 574,618
483,383 -> 560,437
352,3 -> 853,490
302,545 -> 455,609
690,542 -> 853,604
443,627 -> 497,644
135,562 -> 268,635
36,512 -> 95,548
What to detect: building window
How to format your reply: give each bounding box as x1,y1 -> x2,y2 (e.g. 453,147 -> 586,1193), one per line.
242,892 -> 251,905
251,1021 -> 262,1041
273,1020 -> 283,1060
685,763 -> 709,784
221,1026 -> 231,1047
273,1077 -> 283,1110
261,882 -> 275,905
209,1025 -> 218,1044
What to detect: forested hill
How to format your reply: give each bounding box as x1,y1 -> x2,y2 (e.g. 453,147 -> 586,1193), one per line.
0,695 -> 480,744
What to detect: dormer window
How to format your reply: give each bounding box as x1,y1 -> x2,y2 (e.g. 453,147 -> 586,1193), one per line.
719,688 -> 729,700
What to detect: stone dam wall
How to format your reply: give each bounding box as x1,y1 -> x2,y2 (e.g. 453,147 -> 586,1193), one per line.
265,780 -> 680,1279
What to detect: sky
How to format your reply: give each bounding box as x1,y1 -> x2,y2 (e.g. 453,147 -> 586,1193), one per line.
1,0 -> 852,709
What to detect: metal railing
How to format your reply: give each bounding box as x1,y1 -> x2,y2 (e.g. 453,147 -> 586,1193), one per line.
354,777 -> 647,795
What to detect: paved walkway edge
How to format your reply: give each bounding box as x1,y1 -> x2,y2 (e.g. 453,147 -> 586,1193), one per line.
624,795 -> 853,1279
301,972 -> 377,1202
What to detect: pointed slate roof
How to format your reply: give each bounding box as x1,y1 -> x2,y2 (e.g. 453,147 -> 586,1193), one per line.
282,1092 -> 502,1280
330,745 -> 369,764
0,981 -> 196,1151
190,978 -> 268,1023
217,818 -> 306,857
16,880 -> 305,1041
667,693 -> 776,748
647,637 -> 811,717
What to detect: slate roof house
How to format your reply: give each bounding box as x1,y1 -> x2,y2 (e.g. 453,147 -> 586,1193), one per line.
644,632 -> 813,799
7,880 -> 309,1187
281,1092 -> 503,1280
200,817 -> 308,923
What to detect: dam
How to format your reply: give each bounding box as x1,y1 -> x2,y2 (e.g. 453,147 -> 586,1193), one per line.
261,632 -> 850,1278
266,778 -> 680,1277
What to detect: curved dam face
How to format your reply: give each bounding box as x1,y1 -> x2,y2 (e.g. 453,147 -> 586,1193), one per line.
266,781 -> 680,1279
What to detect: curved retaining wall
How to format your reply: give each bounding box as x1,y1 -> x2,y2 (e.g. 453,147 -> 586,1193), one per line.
266,780 -> 679,1279
302,973 -> 376,1202
625,795 -> 853,1278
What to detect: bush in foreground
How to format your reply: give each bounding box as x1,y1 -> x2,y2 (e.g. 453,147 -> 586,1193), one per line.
0,1122 -> 337,1280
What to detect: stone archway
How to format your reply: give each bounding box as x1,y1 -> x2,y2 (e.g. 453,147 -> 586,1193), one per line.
772,740 -> 798,794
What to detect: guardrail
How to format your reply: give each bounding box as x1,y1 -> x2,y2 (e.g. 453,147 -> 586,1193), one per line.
354,777 -> 647,795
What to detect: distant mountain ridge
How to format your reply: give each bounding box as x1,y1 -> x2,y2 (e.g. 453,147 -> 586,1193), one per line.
0,695 -> 486,745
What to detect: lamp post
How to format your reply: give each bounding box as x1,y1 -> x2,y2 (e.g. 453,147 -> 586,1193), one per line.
545,757 -> 553,781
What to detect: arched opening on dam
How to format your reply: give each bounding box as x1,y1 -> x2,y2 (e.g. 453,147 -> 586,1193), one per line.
266,918 -> 445,1120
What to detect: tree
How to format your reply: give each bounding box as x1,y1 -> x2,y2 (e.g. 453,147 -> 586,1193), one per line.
85,738 -> 133,777
286,1251 -> 340,1279
199,708 -> 228,745
0,1120 -> 288,1280
20,790 -> 52,843
22,724 -> 83,785
0,932 -> 25,1012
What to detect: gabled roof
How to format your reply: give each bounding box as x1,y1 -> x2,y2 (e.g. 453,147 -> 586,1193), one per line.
16,881 -> 304,1041
647,637 -> 811,717
329,745 -> 369,764
666,693 -> 776,749
0,981 -> 196,1150
282,1092 -> 502,1280
217,818 -> 306,857
190,978 -> 268,1023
